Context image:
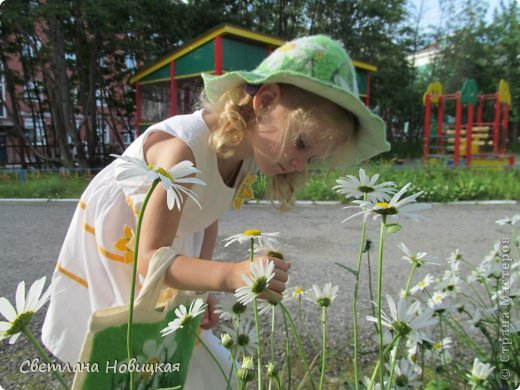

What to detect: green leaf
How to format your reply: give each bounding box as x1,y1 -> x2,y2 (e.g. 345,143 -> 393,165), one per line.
335,262 -> 358,277
385,223 -> 402,233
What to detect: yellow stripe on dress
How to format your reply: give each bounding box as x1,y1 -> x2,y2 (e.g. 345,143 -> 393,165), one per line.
83,223 -> 95,235
56,263 -> 88,288
126,196 -> 140,218
97,246 -> 126,263
83,222 -> 127,263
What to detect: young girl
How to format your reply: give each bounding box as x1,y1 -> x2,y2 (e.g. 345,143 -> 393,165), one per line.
42,34 -> 389,387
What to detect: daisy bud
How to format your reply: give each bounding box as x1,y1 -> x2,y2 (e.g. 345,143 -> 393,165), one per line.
220,333 -> 233,349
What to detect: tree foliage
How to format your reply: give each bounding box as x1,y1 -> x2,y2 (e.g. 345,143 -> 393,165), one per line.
0,0 -> 518,167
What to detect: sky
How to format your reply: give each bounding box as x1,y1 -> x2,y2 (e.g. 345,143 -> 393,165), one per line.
408,0 -> 513,33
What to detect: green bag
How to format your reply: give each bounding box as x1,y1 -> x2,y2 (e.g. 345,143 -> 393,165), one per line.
72,247 -> 207,389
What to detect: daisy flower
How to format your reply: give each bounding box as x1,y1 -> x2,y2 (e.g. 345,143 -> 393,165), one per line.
366,294 -> 436,339
427,291 -> 456,315
340,199 -> 373,223
426,337 -> 453,363
410,274 -> 434,295
385,357 -> 422,388
469,358 -> 494,384
0,277 -> 54,344
306,283 -> 339,307
160,298 -> 206,336
222,320 -> 257,357
234,259 -> 275,305
255,239 -> 292,261
447,249 -> 463,264
289,286 -> 305,300
215,296 -> 249,323
371,183 -> 431,222
440,262 -> 462,293
224,229 -> 280,249
397,243 -> 438,267
237,356 -> 255,383
220,333 -> 234,349
112,154 -> 206,210
333,168 -> 396,203
495,214 -> 520,226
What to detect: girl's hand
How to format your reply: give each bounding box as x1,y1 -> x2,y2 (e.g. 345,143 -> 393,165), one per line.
200,293 -> 219,330
233,256 -> 291,302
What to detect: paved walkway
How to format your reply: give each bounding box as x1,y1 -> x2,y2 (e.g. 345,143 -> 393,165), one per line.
0,201 -> 518,388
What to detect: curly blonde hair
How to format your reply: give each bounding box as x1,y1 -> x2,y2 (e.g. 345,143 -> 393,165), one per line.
201,83 -> 359,207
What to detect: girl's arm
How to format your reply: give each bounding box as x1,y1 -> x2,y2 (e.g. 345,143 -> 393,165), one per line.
138,132 -> 290,296
200,220 -> 218,260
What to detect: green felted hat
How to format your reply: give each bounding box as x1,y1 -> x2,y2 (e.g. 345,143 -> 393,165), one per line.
202,35 -> 390,164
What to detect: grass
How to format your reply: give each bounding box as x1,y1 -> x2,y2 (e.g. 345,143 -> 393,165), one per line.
1,164 -> 519,202
254,164 -> 520,203
0,171 -> 93,199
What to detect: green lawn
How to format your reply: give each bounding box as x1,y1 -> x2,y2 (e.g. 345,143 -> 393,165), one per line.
1,164 -> 519,202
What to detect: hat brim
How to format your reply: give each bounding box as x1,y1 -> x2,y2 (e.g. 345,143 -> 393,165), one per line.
202,71 -> 390,164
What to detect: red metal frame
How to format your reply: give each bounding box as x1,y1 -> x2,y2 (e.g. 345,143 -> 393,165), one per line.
502,101 -> 509,153
214,35 -> 223,75
466,104 -> 474,167
170,61 -> 177,116
493,92 -> 500,155
365,72 -> 371,106
423,93 -> 431,163
454,92 -> 462,167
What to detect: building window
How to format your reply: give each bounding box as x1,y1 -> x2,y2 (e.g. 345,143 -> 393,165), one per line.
24,117 -> 46,145
96,119 -> 110,145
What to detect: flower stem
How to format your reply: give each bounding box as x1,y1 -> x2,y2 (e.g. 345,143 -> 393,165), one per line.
253,298 -> 263,390
438,314 -> 453,389
282,310 -> 292,390
270,305 -> 276,362
368,336 -> 398,390
386,338 -> 400,390
250,237 -> 255,262
352,194 -> 367,390
403,264 -> 417,299
319,306 -> 327,390
278,301 -> 316,390
376,218 -> 387,387
22,327 -> 70,390
194,331 -> 232,389
127,179 -> 159,390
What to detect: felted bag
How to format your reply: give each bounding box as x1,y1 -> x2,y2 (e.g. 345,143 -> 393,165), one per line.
72,246 -> 207,390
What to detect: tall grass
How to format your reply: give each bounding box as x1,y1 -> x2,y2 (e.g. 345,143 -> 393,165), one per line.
0,165 -> 519,202
253,164 -> 520,202
0,171 -> 92,199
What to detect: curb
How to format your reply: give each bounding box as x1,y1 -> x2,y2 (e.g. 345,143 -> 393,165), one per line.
0,199 -> 517,206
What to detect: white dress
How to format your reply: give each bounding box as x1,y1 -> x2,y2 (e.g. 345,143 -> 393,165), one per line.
42,110 -> 256,389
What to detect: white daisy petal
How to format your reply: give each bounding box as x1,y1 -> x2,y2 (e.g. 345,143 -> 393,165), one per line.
15,281 -> 26,314
0,297 -> 17,322
25,276 -> 46,313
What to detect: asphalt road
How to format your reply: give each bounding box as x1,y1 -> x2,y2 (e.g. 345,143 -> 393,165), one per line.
0,200 -> 519,389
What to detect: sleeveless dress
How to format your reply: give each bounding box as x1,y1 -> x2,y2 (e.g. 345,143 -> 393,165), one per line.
42,110 -> 256,389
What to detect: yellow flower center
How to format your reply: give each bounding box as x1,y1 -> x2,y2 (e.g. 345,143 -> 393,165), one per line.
243,229 -> 262,236
433,342 -> 442,350
293,287 -> 304,297
155,167 -> 174,181
375,202 -> 398,216
418,281 -> 427,287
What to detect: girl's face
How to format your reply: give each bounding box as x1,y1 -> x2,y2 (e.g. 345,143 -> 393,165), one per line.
250,102 -> 330,177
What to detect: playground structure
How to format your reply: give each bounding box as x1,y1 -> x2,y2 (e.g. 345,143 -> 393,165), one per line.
423,79 -> 514,168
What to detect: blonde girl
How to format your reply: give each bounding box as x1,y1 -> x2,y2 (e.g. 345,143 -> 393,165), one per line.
42,34 -> 389,388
